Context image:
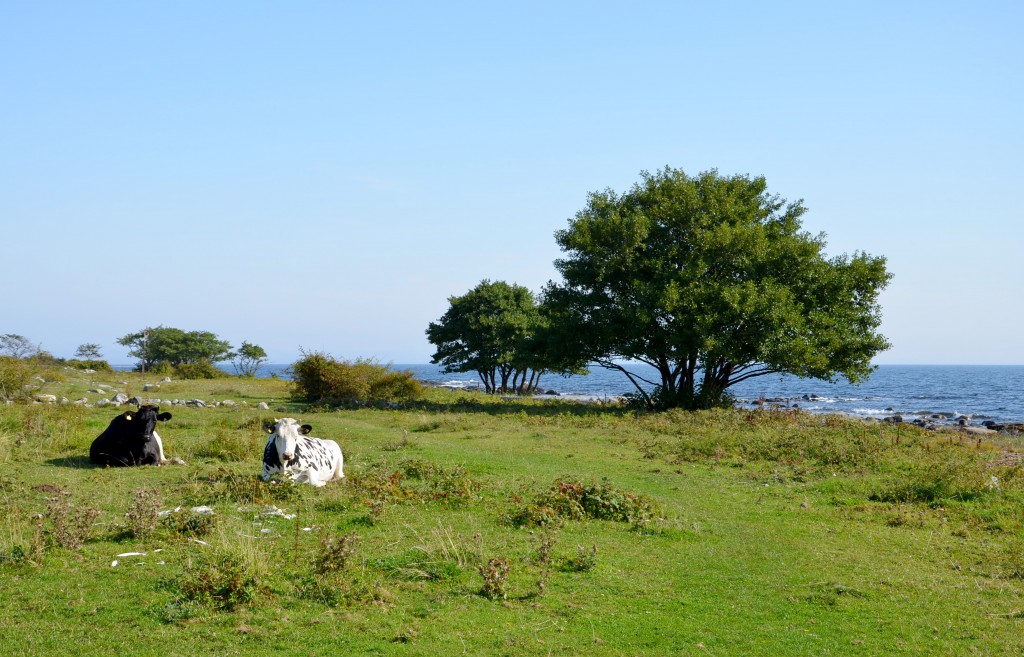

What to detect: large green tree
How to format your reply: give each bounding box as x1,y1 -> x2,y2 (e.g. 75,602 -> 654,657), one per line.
427,280 -> 575,393
117,326 -> 234,371
545,167 -> 892,410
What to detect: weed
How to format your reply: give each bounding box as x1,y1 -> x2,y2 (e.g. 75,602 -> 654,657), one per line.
125,488 -> 161,540
562,545 -> 598,572
45,491 -> 99,550
314,532 -> 360,576
479,557 -> 511,600
529,522 -> 560,566
169,534 -> 270,610
160,508 -> 217,538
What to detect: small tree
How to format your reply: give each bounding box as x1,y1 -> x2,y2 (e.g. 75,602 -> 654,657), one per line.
427,280 -> 545,393
0,334 -> 37,359
232,341 -> 268,377
74,343 -> 103,360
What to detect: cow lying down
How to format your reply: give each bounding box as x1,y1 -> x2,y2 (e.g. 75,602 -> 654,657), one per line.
89,405 -> 184,467
262,418 -> 344,487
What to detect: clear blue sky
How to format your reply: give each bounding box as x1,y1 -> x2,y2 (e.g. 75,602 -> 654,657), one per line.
2,1 -> 1021,365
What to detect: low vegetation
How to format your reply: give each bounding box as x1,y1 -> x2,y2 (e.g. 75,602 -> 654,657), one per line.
2,368 -> 1024,655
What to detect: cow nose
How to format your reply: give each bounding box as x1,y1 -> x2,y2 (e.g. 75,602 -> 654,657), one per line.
283,451 -> 294,460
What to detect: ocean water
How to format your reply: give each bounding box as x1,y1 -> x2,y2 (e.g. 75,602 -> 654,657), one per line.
242,362 -> 1024,424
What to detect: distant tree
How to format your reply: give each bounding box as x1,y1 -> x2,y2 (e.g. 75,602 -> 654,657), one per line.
426,280 -> 584,393
74,343 -> 103,360
232,341 -> 268,377
117,326 -> 234,371
0,334 -> 37,359
545,167 -> 892,410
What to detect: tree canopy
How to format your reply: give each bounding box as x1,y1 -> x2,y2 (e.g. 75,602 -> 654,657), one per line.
117,327 -> 234,371
545,167 -> 892,410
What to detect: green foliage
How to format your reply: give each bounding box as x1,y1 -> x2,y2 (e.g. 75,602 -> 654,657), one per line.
0,355 -> 34,402
546,166 -> 892,410
561,544 -> 598,572
169,537 -> 270,610
173,360 -> 229,380
290,350 -> 423,405
117,326 -> 234,371
64,359 -> 113,371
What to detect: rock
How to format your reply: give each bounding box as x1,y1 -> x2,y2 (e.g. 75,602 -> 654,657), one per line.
98,384 -> 114,390
128,396 -> 143,406
143,384 -> 160,391
95,398 -> 112,407
112,392 -> 129,404
186,399 -> 206,408
160,377 -> 172,383
257,402 -> 270,410
962,426 -> 996,435
73,398 -> 88,405
220,400 -> 236,407
883,415 -> 903,424
88,388 -> 104,394
35,394 -> 57,403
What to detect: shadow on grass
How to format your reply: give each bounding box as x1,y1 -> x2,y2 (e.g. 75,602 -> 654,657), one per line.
44,456 -> 94,469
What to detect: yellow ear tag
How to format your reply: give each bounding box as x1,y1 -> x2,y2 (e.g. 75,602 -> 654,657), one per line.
126,415 -> 132,421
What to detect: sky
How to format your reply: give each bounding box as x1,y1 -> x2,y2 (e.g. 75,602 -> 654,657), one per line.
2,1 -> 1021,365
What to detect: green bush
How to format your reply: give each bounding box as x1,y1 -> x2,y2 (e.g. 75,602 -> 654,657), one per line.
0,356 -> 34,402
507,478 -> 659,527
173,361 -> 228,380
64,359 -> 113,372
290,351 -> 423,405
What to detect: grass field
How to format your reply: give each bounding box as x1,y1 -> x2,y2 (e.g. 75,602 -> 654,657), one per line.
2,369 -> 1024,655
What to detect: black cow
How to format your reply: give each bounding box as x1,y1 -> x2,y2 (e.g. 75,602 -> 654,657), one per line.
89,405 -> 174,467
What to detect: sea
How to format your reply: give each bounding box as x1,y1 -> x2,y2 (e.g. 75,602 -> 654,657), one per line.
216,362 -> 1024,425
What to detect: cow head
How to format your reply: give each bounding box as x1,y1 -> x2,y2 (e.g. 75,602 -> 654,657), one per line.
123,405 -> 172,442
264,418 -> 312,462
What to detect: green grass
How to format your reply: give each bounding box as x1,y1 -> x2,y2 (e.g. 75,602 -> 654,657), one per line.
2,369 -> 1024,655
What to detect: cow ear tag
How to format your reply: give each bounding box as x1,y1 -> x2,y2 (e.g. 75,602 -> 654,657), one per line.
125,414 -> 132,421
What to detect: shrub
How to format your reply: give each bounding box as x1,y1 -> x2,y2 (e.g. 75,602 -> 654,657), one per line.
170,540 -> 270,610
174,361 -> 228,380
65,359 -> 113,372
507,478 -> 659,527
290,351 -> 423,405
0,356 -> 34,402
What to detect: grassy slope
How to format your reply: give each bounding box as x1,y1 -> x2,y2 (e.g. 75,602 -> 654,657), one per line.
2,370 -> 1023,656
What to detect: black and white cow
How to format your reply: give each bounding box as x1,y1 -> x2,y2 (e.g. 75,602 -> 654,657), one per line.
262,418 -> 344,487
89,405 -> 180,467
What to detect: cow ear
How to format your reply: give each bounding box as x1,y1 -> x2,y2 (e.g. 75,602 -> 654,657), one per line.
300,424 -> 313,435
264,422 -> 275,434
158,412 -> 172,421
